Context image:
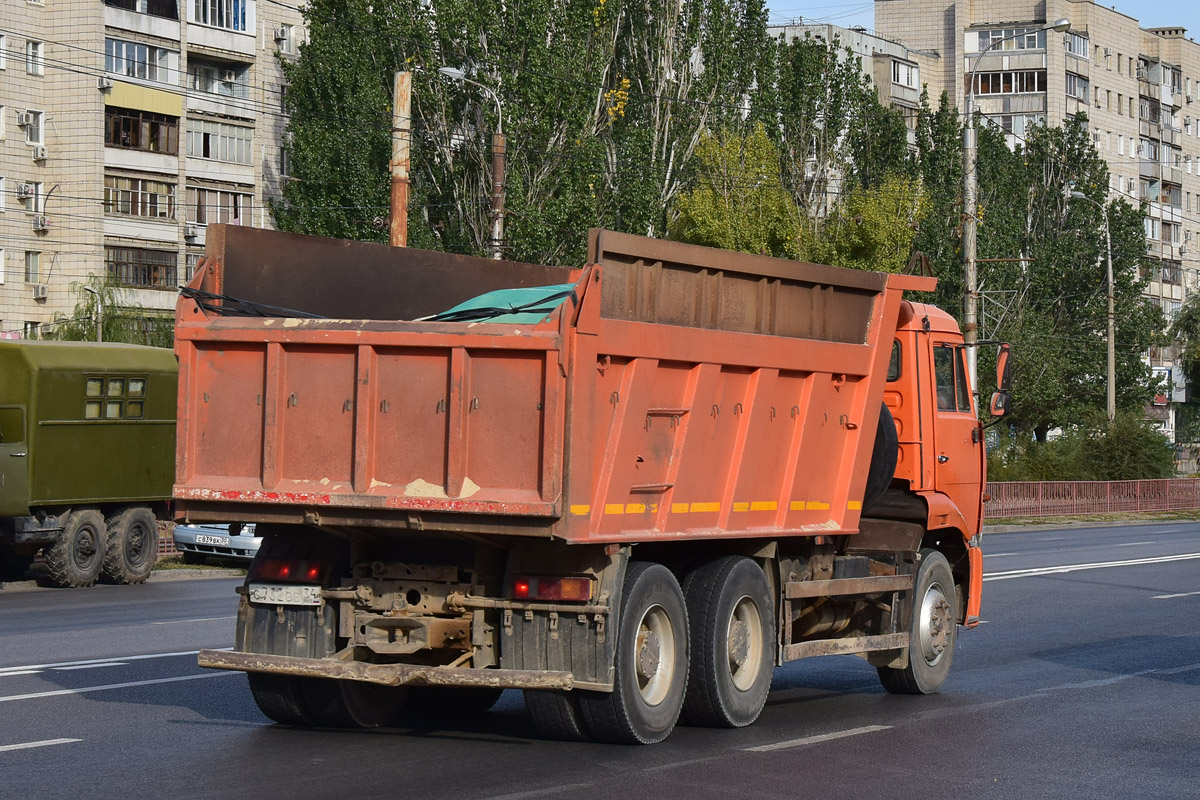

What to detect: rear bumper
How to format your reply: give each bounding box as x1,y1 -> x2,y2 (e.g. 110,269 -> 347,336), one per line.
198,649 -> 574,691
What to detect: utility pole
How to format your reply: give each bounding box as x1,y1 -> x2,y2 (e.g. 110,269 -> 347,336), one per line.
83,285 -> 102,342
390,71 -> 412,248
963,18 -> 1070,393
438,67 -> 505,260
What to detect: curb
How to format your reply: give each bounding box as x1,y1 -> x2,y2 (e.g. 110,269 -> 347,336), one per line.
0,567 -> 245,592
984,517 -> 1197,534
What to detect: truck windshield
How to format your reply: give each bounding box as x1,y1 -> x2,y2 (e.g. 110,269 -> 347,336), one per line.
422,283 -> 578,324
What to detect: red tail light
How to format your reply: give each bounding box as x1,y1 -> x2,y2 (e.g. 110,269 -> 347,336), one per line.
512,576 -> 593,602
250,558 -> 328,584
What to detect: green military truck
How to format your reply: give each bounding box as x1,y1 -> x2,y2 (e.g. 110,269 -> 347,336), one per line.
0,340 -> 177,588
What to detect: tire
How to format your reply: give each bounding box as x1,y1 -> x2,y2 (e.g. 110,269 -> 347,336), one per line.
524,690 -> 592,741
578,562 -> 689,745
102,506 -> 159,584
878,548 -> 957,695
44,509 -> 106,588
407,686 -> 504,716
181,551 -> 206,566
863,403 -> 899,513
247,673 -> 317,726
682,556 -> 775,728
301,679 -> 408,729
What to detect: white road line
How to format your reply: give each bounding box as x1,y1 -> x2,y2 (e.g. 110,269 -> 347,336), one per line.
151,616 -> 236,626
0,738 -> 82,753
1038,537 -> 1065,541
0,648 -> 231,675
1153,590 -> 1200,599
985,552 -> 1019,557
1117,541 -> 1154,547
744,724 -> 892,752
1155,529 -> 1183,534
0,671 -> 41,678
52,663 -> 128,671
0,671 -> 237,703
984,552 -> 1200,582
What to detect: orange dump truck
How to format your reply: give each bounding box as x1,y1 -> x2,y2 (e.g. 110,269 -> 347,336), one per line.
178,225 -> 998,744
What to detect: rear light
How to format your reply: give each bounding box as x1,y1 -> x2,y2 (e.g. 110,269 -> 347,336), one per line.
512,576 -> 593,602
249,557 -> 328,584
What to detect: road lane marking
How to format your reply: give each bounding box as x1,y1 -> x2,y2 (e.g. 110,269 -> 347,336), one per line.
0,671 -> 42,678
1038,537 -> 1065,541
151,616 -> 236,625
984,552 -> 1200,581
1153,591 -> 1200,599
744,724 -> 892,752
0,672 -> 237,703
0,648 -> 232,675
1117,541 -> 1154,547
0,738 -> 82,753
52,663 -> 128,671
985,552 -> 1019,557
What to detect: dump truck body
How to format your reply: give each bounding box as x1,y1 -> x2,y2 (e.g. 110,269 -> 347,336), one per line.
179,225 -> 986,743
0,341 -> 177,587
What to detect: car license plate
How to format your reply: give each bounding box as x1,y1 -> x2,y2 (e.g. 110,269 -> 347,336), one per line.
248,583 -> 323,606
195,534 -> 229,546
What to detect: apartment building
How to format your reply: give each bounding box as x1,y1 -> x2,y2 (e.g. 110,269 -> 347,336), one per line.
877,0 -> 1200,433
0,0 -> 302,337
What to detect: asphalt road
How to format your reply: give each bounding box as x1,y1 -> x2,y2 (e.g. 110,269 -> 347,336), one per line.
1,522 -> 1198,799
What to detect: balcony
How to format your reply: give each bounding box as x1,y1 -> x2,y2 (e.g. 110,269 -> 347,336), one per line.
1140,161 -> 1162,180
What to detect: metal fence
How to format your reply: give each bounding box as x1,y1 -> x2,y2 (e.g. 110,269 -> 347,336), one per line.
986,479 -> 1200,518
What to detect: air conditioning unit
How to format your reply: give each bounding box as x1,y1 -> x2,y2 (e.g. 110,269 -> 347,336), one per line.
31,284 -> 48,300
16,183 -> 35,200
32,145 -> 47,162
1104,47 -> 1112,57
183,224 -> 198,239
97,76 -> 113,90
1188,94 -> 1195,104
16,111 -> 32,127
1137,67 -> 1148,80
274,27 -> 288,42
32,215 -> 49,232
221,69 -> 237,83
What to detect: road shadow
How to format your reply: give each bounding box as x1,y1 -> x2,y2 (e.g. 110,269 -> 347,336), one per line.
1031,633 -> 1200,687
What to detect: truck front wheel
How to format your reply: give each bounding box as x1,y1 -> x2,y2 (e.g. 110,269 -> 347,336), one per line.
878,548 -> 957,694
44,509 -> 107,588
102,506 -> 159,585
578,562 -> 689,744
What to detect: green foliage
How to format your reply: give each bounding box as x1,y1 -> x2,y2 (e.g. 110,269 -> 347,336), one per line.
805,174 -> 927,272
44,276 -> 174,348
668,125 -> 802,257
988,412 -> 1176,481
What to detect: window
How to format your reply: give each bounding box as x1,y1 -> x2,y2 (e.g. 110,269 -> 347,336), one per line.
24,251 -> 40,283
0,248 -> 5,283
186,185 -> 252,225
104,38 -> 177,84
973,70 -> 1046,95
24,110 -> 44,146
104,175 -> 176,219
105,246 -> 177,288
0,177 -> 4,213
1166,299 -> 1182,325
1118,135 -> 1125,155
23,322 -> 39,340
280,145 -> 290,178
1065,32 -> 1089,58
0,408 -> 23,444
985,112 -> 1045,139
976,27 -> 1045,52
887,341 -> 902,382
0,105 -> 5,138
892,60 -> 918,89
185,251 -> 203,282
0,35 -> 6,70
1065,72 -> 1089,100
25,182 -> 44,213
188,60 -> 250,99
26,41 -> 43,76
933,346 -> 971,412
1117,53 -> 1123,74
104,107 -> 178,153
277,23 -> 295,54
1162,261 -> 1183,284
186,119 -> 252,163
193,0 -> 248,31
84,374 -> 148,420
103,0 -> 179,20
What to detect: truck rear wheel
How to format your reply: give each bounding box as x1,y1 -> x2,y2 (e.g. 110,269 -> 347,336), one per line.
300,679 -> 408,729
247,673 -> 318,726
878,548 -> 956,695
524,691 -> 592,741
102,506 -> 159,585
682,556 -> 775,728
578,562 -> 689,744
44,509 -> 106,588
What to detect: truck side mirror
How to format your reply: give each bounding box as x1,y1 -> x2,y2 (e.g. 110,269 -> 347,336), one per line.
989,390 -> 1009,416
995,343 -> 1012,392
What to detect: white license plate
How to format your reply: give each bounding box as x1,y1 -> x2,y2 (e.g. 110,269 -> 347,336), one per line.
248,583 -> 323,606
195,534 -> 229,546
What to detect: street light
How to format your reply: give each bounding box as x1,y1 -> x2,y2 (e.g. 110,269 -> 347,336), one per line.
82,285 -> 103,343
439,66 -> 506,260
1069,190 -> 1116,421
963,17 -> 1071,393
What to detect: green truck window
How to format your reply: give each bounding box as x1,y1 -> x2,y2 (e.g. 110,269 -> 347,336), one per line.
85,375 -> 148,420
0,408 -> 24,443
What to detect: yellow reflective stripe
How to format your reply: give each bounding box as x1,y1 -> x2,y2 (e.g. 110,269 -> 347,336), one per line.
689,502 -> 720,513
733,502 -> 750,512
569,504 -> 590,516
790,501 -> 806,511
671,502 -> 690,514
751,501 -> 777,511
847,500 -> 862,510
625,503 -> 647,514
604,504 -> 625,515
805,501 -> 830,510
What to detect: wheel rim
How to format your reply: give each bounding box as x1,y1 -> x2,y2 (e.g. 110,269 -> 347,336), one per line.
634,603 -> 676,706
727,594 -> 763,692
125,521 -> 154,568
917,579 -> 953,666
73,525 -> 100,570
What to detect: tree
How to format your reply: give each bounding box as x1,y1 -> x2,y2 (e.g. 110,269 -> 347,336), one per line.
45,276 -> 174,348
805,173 -> 927,273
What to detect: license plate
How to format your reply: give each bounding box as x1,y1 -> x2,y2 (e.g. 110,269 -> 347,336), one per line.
195,534 -> 229,546
248,583 -> 323,606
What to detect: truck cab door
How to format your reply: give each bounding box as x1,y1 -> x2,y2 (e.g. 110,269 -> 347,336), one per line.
0,407 -> 29,517
930,344 -> 983,538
